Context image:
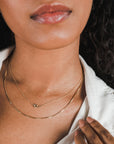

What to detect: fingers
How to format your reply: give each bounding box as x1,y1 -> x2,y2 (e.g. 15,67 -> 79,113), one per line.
87,117 -> 114,144
75,117 -> 114,144
74,129 -> 87,144
78,119 -> 103,144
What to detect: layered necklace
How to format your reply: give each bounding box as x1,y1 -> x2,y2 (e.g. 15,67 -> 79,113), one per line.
2,56 -> 83,119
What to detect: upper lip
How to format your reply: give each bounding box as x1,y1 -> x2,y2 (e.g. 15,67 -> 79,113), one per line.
30,3 -> 72,17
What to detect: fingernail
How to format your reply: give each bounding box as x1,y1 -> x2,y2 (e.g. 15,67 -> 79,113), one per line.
86,117 -> 94,123
78,119 -> 85,128
75,129 -> 80,136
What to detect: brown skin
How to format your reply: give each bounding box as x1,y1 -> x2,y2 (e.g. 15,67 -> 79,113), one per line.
0,0 -> 113,143
0,0 -> 92,90
0,0 -> 92,143
74,117 -> 114,144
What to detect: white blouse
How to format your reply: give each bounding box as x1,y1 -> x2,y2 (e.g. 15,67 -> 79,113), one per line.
0,47 -> 114,144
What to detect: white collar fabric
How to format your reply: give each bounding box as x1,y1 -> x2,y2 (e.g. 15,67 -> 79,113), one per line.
0,47 -> 114,144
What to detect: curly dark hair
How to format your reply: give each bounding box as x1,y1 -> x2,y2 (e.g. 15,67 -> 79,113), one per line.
80,0 -> 114,88
0,0 -> 114,88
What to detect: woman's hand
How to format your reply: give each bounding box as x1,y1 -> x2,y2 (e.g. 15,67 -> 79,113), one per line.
74,117 -> 114,144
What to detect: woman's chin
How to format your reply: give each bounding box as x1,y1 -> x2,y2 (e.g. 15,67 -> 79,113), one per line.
26,35 -> 79,50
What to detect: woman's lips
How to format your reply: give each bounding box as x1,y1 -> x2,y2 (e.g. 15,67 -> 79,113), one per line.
30,4 -> 72,24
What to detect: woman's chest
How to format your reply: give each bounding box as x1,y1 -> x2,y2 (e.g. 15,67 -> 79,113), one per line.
0,74 -> 80,144
0,122 -> 62,144
0,103 -> 77,144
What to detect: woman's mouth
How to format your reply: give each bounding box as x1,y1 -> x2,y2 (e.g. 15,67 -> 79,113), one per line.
30,4 -> 72,24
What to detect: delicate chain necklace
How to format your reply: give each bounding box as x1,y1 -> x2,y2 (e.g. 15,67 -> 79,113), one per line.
3,70 -> 82,119
5,56 -> 83,108
8,61 -> 82,108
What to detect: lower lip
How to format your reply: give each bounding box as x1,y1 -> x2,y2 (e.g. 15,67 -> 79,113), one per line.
31,11 -> 71,24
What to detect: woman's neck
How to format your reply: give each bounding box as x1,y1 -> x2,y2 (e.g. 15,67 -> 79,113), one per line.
7,37 -> 83,96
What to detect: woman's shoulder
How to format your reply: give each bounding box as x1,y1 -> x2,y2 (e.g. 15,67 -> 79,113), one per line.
0,47 -> 13,98
80,55 -> 114,135
79,55 -> 114,93
80,54 -> 114,102
0,46 -> 14,70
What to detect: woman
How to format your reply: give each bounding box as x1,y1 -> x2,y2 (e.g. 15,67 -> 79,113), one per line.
0,0 -> 114,144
